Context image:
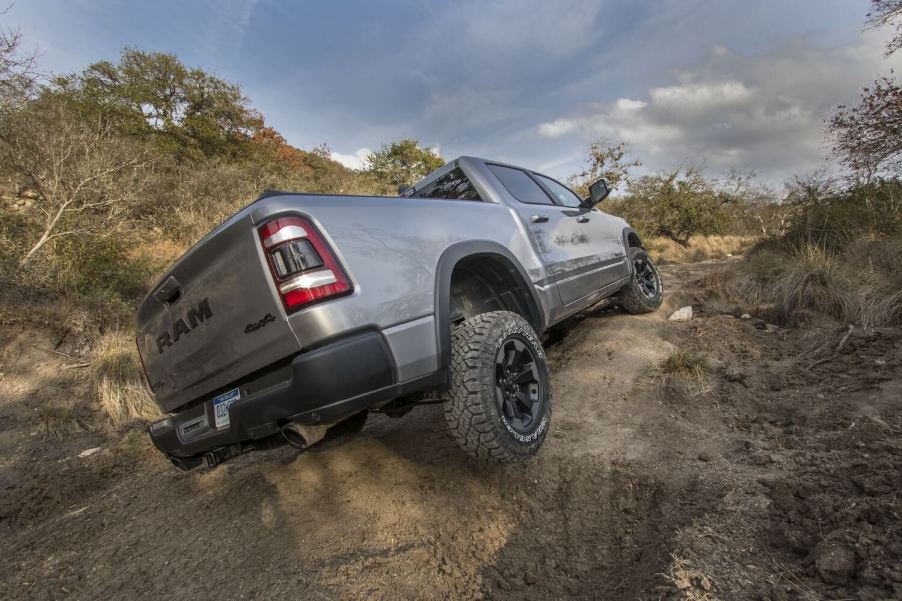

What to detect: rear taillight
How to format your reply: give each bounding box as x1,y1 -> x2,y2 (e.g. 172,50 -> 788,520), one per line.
258,216 -> 352,312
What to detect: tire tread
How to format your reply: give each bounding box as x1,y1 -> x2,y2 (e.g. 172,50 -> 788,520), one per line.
617,248 -> 663,314
444,311 -> 551,462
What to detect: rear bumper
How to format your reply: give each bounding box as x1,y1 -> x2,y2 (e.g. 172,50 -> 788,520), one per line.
149,331 -> 429,465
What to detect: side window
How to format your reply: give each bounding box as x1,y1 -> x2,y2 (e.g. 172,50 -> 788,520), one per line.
412,168 -> 482,200
535,174 -> 583,208
487,164 -> 553,205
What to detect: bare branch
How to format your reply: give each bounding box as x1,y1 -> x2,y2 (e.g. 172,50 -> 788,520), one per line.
0,102 -> 158,265
866,0 -> 902,55
0,18 -> 41,113
829,75 -> 902,176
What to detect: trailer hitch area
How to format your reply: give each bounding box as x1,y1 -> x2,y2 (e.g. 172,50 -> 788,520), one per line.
204,443 -> 248,468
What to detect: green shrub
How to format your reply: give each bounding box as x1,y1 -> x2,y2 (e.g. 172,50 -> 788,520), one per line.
781,178 -> 902,251
0,230 -> 155,326
607,168 -> 744,246
0,209 -> 33,282
49,234 -> 153,305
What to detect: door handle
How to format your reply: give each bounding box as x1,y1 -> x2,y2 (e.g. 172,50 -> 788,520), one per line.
576,215 -> 590,223
529,214 -> 549,223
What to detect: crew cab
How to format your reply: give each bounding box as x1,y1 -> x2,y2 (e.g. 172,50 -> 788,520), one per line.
136,156 -> 663,469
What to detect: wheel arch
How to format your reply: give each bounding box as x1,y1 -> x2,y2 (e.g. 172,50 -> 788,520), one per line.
622,227 -> 645,251
434,241 -> 545,372
622,227 -> 646,276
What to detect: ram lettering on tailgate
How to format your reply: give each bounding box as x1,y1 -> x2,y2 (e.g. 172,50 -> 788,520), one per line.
156,298 -> 213,353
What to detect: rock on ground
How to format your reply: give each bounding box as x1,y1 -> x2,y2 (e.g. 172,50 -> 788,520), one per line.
669,306 -> 693,321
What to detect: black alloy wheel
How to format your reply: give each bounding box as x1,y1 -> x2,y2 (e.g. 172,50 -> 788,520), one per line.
444,310 -> 552,461
634,256 -> 660,300
617,247 -> 663,314
494,336 -> 543,433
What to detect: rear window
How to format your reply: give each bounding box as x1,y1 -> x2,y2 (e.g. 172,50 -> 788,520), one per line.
411,168 -> 482,200
487,164 -> 553,205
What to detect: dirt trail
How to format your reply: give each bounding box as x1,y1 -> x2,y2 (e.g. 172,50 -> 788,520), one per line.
1,260 -> 899,600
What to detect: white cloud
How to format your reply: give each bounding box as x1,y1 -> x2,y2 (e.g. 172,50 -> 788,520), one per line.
537,33 -> 891,183
612,98 -> 648,112
330,147 -> 372,170
648,80 -> 753,112
538,119 -> 577,138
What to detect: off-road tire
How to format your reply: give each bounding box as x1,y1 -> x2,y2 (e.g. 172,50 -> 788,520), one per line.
444,311 -> 552,462
617,248 -> 663,314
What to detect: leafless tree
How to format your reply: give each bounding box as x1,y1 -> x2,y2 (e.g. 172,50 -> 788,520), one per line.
0,104 -> 157,265
829,76 -> 902,177
866,0 -> 902,55
0,10 -> 40,112
829,1 -> 902,177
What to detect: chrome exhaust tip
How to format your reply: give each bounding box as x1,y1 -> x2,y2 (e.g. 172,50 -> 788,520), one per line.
280,422 -> 329,450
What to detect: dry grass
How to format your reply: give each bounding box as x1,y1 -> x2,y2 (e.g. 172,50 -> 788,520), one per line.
649,235 -> 757,265
664,555 -> 718,600
704,236 -> 902,328
111,428 -> 161,462
129,239 -> 185,269
661,350 -> 710,380
36,400 -> 85,439
92,331 -> 160,428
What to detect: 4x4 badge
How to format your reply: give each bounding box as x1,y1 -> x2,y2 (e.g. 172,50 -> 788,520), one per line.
245,313 -> 276,334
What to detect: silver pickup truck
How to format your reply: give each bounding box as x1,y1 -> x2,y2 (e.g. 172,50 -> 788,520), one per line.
137,156 -> 663,469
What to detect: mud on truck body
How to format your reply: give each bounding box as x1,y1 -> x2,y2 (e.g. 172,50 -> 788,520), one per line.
135,156 -> 663,470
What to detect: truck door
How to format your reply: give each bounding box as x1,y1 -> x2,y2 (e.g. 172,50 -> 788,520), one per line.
532,173 -> 630,289
486,164 -> 601,305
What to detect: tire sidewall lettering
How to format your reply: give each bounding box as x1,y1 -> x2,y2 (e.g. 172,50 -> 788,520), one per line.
505,326 -> 545,360
501,414 -> 548,443
498,324 -> 549,444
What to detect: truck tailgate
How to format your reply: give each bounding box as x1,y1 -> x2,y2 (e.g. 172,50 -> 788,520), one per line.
136,211 -> 300,413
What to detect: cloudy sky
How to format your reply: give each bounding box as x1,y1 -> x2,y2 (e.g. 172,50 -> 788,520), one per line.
8,0 -> 900,184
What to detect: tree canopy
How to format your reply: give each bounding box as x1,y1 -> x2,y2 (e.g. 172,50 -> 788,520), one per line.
47,48 -> 263,162
365,138 -> 444,193
568,139 -> 641,198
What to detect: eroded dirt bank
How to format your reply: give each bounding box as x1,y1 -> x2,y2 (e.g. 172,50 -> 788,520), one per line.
1,261 -> 899,600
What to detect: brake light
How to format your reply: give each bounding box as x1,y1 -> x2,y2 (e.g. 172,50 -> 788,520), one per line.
258,216 -> 352,312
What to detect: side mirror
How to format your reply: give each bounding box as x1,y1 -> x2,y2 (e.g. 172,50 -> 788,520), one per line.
398,185 -> 412,196
586,178 -> 611,207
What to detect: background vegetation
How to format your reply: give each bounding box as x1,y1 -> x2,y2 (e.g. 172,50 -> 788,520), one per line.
0,1 -> 900,428
0,44 -> 441,326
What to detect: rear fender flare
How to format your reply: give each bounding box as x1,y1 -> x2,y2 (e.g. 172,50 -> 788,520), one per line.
433,241 -> 544,372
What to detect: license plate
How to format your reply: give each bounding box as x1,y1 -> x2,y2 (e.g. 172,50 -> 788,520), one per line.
212,388 -> 240,429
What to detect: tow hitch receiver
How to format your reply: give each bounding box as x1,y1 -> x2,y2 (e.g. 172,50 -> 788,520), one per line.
204,443 -> 249,467
168,434 -> 289,471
